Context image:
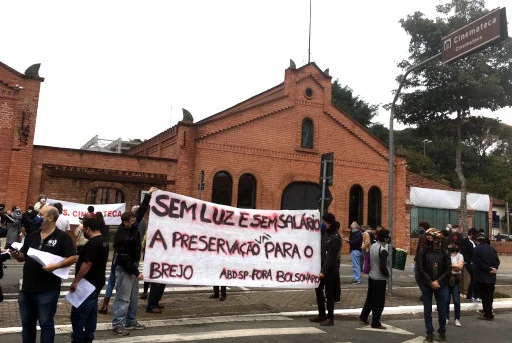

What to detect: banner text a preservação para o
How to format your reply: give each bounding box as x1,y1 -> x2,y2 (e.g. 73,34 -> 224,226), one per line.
142,191 -> 321,288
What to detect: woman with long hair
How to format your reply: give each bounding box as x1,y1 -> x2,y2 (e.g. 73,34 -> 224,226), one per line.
446,242 -> 464,327
95,212 -> 109,238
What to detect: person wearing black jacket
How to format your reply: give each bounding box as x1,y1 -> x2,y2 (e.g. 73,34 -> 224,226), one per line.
416,228 -> 452,343
310,213 -> 341,327
111,187 -> 157,336
348,221 -> 363,284
473,236 -> 500,321
460,228 -> 479,301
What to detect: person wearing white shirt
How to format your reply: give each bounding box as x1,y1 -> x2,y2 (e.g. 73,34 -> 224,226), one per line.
53,203 -> 70,232
445,244 -> 464,327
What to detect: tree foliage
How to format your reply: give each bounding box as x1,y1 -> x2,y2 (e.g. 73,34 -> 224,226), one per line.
331,79 -> 379,127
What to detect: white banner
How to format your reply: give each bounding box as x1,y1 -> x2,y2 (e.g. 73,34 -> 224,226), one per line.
410,187 -> 490,211
143,191 -> 321,288
47,199 -> 126,225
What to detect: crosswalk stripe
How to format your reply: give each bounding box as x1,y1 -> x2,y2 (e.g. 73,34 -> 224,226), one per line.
94,327 -> 324,343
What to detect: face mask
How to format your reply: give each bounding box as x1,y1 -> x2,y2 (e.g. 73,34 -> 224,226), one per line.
320,223 -> 327,232
426,240 -> 434,246
449,248 -> 458,253
419,229 -> 425,235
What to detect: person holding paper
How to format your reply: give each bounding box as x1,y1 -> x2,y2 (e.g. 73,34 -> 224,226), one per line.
111,187 -> 157,336
11,205 -> 77,343
70,217 -> 109,343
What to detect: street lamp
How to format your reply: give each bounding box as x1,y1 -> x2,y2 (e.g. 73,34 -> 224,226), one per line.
423,139 -> 432,156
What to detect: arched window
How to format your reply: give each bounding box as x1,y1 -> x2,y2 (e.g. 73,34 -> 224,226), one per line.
349,185 -> 364,227
86,188 -> 125,204
237,174 -> 257,209
301,118 -> 314,149
367,186 -> 382,228
212,171 -> 232,206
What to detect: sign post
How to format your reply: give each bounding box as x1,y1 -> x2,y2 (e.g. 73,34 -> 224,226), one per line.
319,153 -> 333,215
198,170 -> 205,200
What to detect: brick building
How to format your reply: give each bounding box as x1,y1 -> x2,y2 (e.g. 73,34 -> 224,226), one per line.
1,61 -> 411,250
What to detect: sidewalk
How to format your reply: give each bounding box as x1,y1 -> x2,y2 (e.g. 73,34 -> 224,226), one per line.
1,282 -> 511,330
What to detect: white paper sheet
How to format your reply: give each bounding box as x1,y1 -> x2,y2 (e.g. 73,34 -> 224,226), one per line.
65,279 -> 96,308
10,242 -> 23,250
27,248 -> 71,279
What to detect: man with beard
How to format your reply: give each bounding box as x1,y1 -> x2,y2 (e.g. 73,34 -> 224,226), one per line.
310,213 -> 341,326
416,228 -> 452,343
70,217 -> 109,342
11,205 -> 77,343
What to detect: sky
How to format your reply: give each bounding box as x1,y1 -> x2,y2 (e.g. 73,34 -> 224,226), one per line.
2,0 -> 510,149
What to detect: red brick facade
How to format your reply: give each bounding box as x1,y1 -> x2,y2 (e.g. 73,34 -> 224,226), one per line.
1,61 -> 411,251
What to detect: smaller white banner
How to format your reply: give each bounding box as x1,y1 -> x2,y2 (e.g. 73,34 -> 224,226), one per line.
47,199 -> 126,225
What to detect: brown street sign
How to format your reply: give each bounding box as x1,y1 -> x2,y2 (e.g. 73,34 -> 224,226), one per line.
441,7 -> 508,64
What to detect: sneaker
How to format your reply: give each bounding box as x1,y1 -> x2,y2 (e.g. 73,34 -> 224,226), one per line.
356,280 -> 361,284
438,332 -> 447,343
455,319 -> 461,327
112,326 -> 130,336
475,298 -> 482,303
471,297 -> 477,303
423,333 -> 434,343
125,322 -> 145,330
371,324 -> 387,330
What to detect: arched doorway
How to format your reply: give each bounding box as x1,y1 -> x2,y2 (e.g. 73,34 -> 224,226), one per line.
367,186 -> 382,228
281,182 -> 321,210
349,185 -> 363,227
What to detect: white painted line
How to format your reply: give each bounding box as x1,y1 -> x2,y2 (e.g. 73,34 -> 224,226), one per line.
356,324 -> 414,335
94,327 -> 324,342
401,337 -> 427,343
0,314 -> 292,335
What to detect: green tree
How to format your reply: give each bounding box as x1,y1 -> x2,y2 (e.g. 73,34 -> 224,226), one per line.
331,79 -> 379,127
394,0 -> 512,227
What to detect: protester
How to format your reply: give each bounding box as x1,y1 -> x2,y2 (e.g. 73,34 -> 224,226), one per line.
95,212 -> 109,238
34,194 -> 47,212
70,218 -> 109,343
111,187 -> 157,336
473,235 -> 500,321
74,214 -> 92,255
415,228 -> 451,343
0,247 -> 11,302
461,228 -> 480,302
21,206 -> 35,236
445,243 -> 464,327
359,228 -> 390,329
4,206 -> 22,248
361,226 -> 371,274
450,224 -> 463,248
11,205 -> 77,343
53,203 -> 70,232
310,213 -> 341,326
347,221 -> 363,284
87,206 -> 95,216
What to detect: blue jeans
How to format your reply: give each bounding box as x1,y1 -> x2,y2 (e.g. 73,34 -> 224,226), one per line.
446,281 -> 461,320
350,250 -> 361,282
112,265 -> 139,328
71,292 -> 99,343
18,290 -> 60,343
421,285 -> 448,335
105,263 -> 117,297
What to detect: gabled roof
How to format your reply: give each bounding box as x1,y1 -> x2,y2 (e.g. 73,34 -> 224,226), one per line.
406,171 -> 455,191
0,61 -> 45,81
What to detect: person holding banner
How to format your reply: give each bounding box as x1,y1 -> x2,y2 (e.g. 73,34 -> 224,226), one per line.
310,212 -> 341,327
111,187 -> 157,336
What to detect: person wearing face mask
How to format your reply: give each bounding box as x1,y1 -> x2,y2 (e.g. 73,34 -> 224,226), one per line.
415,228 -> 452,343
348,221 -> 363,284
70,218 -> 109,343
310,212 -> 341,326
445,243 -> 464,327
